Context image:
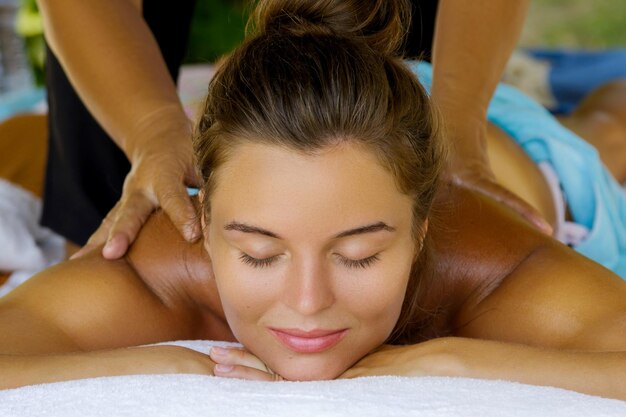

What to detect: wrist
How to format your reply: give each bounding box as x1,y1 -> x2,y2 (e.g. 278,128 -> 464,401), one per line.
123,104 -> 192,164
410,337 -> 470,377
443,123 -> 490,173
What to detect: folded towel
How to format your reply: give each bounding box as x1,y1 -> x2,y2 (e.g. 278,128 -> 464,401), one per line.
0,178 -> 64,297
1,340 -> 624,417
411,61 -> 626,280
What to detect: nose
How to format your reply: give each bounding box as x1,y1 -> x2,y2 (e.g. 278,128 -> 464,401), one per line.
283,255 -> 335,316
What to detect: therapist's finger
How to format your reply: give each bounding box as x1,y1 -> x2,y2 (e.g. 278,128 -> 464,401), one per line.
155,173 -> 201,242
474,178 -> 553,235
70,202 -> 120,260
101,191 -> 157,259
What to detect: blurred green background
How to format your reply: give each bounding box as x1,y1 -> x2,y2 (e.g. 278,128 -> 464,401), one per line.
521,0 -> 626,47
15,0 -> 626,87
184,0 -> 248,63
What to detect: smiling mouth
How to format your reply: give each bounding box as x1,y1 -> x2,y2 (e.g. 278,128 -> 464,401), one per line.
268,327 -> 349,353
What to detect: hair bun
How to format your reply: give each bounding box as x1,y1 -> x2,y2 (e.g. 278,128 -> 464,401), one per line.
249,0 -> 411,56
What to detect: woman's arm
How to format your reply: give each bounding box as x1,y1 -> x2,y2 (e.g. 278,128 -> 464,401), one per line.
0,346 -> 216,390
340,336 -> 626,400
341,287 -> 626,400
0,238 -> 210,388
38,0 -> 200,257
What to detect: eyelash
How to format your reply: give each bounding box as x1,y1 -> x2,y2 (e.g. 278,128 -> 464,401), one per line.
238,253 -> 380,269
337,254 -> 380,269
239,253 -> 278,268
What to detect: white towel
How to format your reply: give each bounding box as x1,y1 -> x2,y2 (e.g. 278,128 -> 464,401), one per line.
1,340 -> 624,417
0,178 -> 65,297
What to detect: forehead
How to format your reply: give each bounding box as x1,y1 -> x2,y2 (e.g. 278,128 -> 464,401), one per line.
209,142 -> 413,235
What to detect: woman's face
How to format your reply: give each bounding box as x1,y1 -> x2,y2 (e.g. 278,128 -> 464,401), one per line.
205,142 -> 417,380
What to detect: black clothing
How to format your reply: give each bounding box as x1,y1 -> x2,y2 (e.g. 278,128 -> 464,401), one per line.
406,0 -> 439,60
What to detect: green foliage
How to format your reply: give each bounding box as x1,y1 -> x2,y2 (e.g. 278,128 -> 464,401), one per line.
185,0 -> 248,63
16,0 -> 44,86
524,0 -> 626,47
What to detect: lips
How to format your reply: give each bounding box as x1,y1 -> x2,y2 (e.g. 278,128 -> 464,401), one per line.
269,327 -> 349,353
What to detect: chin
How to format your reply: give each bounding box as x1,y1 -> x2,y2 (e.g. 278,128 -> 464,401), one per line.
268,355 -> 352,381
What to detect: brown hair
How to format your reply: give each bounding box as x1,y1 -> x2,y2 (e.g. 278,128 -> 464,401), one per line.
193,0 -> 445,344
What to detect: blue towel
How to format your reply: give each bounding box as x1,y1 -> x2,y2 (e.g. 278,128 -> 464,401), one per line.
409,61 -> 626,279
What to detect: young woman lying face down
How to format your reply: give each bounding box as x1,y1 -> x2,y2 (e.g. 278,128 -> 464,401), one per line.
1,0 -> 625,399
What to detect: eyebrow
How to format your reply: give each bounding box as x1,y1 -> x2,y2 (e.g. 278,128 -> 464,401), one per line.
223,221 -> 395,239
224,222 -> 280,238
335,222 -> 396,238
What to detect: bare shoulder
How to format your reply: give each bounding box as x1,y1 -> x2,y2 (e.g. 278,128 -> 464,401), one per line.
0,210 -> 230,354
124,209 -> 233,341
0,248 -> 197,353
432,186 -> 626,350
125,209 -> 218,313
425,184 -> 548,312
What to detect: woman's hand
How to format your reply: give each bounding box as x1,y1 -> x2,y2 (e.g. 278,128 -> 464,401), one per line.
339,343 -> 447,379
209,346 -> 285,381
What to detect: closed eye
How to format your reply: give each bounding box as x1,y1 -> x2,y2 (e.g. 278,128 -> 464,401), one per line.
239,252 -> 279,268
336,253 -> 380,269
239,253 -> 381,269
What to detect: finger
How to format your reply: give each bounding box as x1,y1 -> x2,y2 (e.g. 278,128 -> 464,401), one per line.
156,179 -> 202,242
338,367 -> 365,379
102,192 -> 157,259
213,364 -> 283,381
185,163 -> 203,189
338,370 -> 354,379
209,346 -> 269,373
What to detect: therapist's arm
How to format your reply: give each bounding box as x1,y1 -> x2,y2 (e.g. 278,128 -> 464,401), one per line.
38,0 -> 201,257
431,0 -> 551,234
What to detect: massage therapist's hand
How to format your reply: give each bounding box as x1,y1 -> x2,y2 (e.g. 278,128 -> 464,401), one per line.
446,127 -> 553,236
429,0 -> 546,233
209,346 -> 285,381
72,119 -> 202,260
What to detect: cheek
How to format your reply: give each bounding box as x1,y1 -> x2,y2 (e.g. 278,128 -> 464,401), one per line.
209,243 -> 278,339
344,259 -> 412,339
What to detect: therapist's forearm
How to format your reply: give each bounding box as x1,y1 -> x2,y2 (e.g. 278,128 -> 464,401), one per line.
431,0 -> 529,149
37,0 -> 189,161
